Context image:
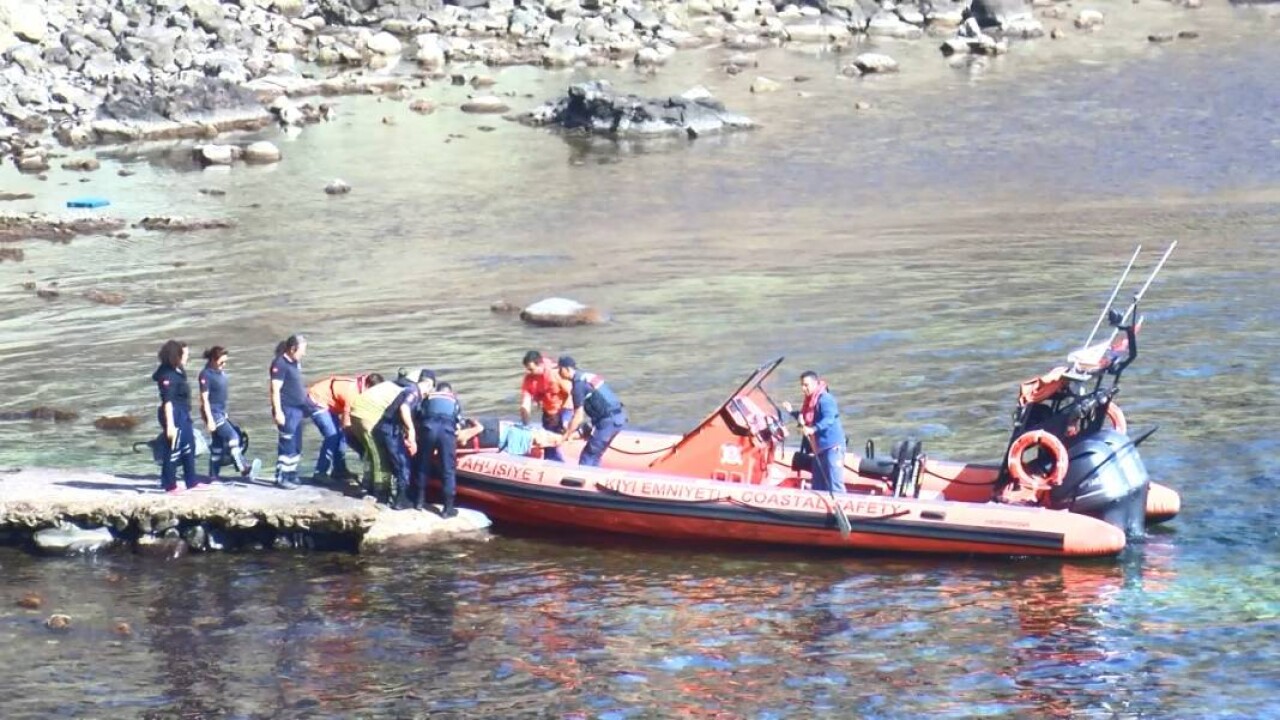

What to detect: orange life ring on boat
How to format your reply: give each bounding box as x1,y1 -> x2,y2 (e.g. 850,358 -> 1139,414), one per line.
1007,430 -> 1069,490
1105,402 -> 1127,435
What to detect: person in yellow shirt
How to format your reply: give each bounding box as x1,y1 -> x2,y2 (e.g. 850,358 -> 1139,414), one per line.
348,373 -> 402,499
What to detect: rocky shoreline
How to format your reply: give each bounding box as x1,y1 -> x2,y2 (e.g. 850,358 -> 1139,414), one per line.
0,0 -> 1218,161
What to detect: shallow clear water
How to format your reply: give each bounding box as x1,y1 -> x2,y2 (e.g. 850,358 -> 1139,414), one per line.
1,5 -> 1279,717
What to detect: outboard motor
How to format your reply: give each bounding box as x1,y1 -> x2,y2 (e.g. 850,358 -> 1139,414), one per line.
1047,429 -> 1149,537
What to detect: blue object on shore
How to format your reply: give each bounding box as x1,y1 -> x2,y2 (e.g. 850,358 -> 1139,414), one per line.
67,196 -> 110,208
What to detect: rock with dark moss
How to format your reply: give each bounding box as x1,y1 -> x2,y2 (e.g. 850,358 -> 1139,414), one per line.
0,213 -> 127,241
134,216 -> 234,232
93,79 -> 271,143
514,81 -> 755,139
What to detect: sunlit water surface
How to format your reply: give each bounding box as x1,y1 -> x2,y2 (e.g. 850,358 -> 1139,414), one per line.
1,7 -> 1278,718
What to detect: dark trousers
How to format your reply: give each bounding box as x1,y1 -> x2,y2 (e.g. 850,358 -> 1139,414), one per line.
209,417 -> 246,476
158,407 -> 197,490
420,423 -> 458,508
377,422 -> 412,499
275,406 -> 306,483
579,411 -> 625,467
540,408 -> 573,462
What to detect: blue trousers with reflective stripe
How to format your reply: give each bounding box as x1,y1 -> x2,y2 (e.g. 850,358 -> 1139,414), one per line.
157,406 -> 197,490
276,407 -> 305,483
579,411 -> 626,467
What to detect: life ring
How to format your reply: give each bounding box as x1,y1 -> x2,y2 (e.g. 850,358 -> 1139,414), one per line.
1104,402 -> 1127,435
1007,430 -> 1069,490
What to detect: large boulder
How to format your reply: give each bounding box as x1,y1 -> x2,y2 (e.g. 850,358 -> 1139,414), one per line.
970,0 -> 1041,34
98,78 -> 265,124
514,81 -> 755,139
366,31 -> 403,55
519,298 -> 609,327
1,1 -> 47,43
243,140 -> 281,163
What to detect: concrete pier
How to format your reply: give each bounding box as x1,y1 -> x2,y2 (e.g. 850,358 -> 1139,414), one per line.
0,467 -> 490,554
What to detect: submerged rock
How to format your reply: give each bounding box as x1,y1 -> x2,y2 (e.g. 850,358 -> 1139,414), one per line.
83,289 -> 127,306
460,96 -> 510,114
45,614 -> 72,631
93,415 -> 141,431
33,523 -> 115,554
520,297 -> 609,327
514,81 -> 755,139
325,179 -> 352,195
0,406 -> 79,422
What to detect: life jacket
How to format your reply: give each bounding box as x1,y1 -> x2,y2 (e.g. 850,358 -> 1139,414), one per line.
419,390 -> 460,426
308,375 -> 365,414
523,358 -> 570,414
800,381 -> 828,426
575,371 -> 621,423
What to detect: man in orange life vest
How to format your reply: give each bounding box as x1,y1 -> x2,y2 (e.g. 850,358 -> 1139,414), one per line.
558,356 -> 627,467
782,371 -> 847,494
519,350 -> 574,462
307,373 -> 373,483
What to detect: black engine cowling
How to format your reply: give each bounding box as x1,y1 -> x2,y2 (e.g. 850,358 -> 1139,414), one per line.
1048,429 -> 1149,537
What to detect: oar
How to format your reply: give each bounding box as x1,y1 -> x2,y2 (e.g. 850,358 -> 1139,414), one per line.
813,448 -> 852,538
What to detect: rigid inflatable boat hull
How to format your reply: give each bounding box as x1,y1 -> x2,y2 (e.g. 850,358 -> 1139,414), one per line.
457,454 -> 1127,558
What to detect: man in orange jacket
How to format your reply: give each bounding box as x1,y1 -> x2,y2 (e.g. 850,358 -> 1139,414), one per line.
307,374 -> 372,483
519,351 -> 574,462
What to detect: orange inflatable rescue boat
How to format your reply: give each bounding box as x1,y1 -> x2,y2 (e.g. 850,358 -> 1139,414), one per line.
457,247 -> 1179,558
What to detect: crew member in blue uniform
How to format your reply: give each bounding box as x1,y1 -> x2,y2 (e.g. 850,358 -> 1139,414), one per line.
782,370 -> 847,494
558,356 -> 627,467
415,381 -> 462,517
198,346 -> 256,481
152,339 -> 200,493
376,369 -> 435,509
269,335 -> 316,490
